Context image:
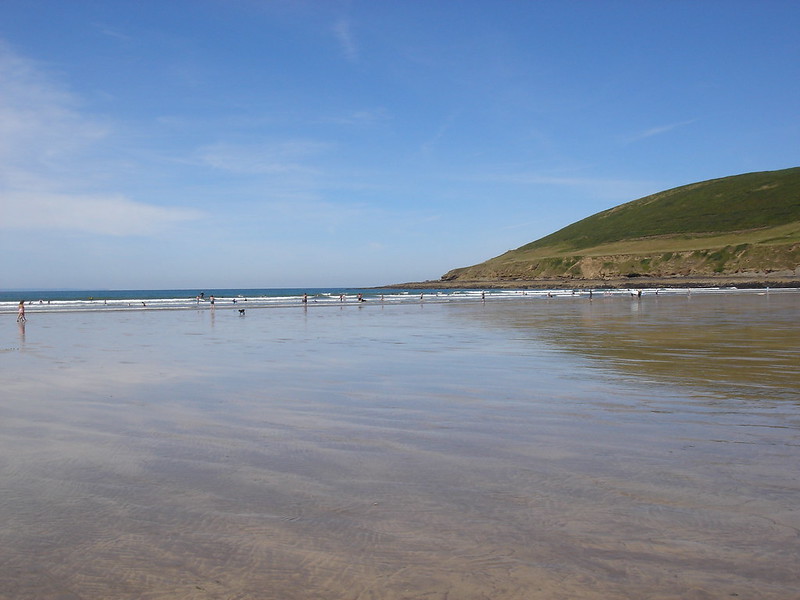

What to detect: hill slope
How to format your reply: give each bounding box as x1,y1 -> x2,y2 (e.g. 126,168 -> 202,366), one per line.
442,167 -> 800,285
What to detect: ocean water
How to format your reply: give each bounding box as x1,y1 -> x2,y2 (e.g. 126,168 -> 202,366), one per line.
1,288 -> 799,599
0,285 -> 781,314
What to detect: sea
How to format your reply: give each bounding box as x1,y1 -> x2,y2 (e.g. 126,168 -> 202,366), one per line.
0,284 -> 783,314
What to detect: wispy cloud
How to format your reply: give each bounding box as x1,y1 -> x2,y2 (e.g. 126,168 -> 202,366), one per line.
0,43 -> 107,166
92,22 -> 133,43
0,42 -> 203,235
468,169 -> 659,201
333,18 -> 358,62
323,107 -> 391,126
421,112 -> 459,154
624,119 -> 697,144
1,191 -> 201,235
195,140 -> 331,175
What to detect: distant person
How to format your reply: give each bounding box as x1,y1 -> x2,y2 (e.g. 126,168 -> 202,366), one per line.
17,301 -> 26,322
302,293 -> 308,304
210,295 -> 215,306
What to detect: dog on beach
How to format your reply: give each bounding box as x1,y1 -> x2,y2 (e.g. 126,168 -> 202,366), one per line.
238,308 -> 245,316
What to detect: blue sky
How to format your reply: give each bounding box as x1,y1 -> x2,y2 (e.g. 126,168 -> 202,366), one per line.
1,0 -> 798,289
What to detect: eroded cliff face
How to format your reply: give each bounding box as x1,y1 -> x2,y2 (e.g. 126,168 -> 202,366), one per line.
442,242 -> 800,282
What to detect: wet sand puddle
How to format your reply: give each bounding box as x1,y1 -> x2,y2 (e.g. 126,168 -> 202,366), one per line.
1,293 -> 799,599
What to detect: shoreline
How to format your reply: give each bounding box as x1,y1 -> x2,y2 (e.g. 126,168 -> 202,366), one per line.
5,283 -> 798,316
384,273 -> 800,290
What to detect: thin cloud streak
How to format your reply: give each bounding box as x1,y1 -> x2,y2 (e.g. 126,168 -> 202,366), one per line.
420,113 -> 459,155
321,107 -> 392,126
92,23 -> 133,43
466,170 -> 659,201
624,119 -> 698,144
333,18 -> 358,62
195,140 -> 331,175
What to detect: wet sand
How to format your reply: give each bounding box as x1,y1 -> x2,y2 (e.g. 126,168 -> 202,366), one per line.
1,293 -> 799,599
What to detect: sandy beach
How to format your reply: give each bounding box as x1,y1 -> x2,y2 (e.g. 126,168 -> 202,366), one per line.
1,292 -> 799,599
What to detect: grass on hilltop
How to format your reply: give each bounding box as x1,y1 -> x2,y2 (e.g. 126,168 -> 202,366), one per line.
520,167 -> 800,253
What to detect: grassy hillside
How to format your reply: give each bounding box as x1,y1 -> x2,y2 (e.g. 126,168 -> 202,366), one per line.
443,167 -> 800,283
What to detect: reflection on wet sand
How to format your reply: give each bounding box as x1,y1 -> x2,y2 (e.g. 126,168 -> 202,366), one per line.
1,294 -> 799,599
474,291 -> 800,401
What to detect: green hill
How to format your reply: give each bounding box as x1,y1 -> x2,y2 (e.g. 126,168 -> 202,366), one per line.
442,167 -> 800,285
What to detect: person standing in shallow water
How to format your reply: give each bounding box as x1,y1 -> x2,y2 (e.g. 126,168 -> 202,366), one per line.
17,301 -> 26,322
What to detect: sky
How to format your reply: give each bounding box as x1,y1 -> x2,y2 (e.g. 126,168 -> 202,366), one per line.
1,0 -> 799,290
